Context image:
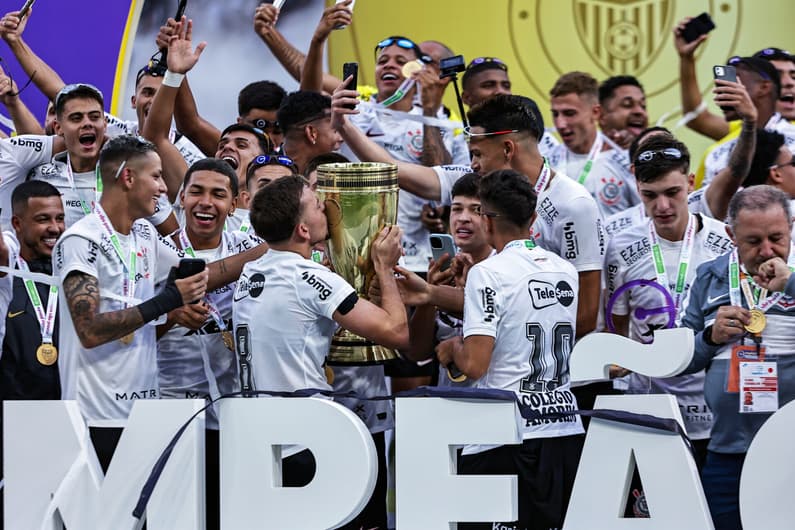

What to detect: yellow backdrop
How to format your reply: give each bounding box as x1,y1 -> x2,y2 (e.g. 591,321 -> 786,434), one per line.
326,0 -> 794,164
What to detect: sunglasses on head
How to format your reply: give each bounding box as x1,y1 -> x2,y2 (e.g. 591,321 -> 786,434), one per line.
54,83 -> 104,109
635,147 -> 683,164
374,36 -> 431,63
251,154 -> 297,170
136,52 -> 168,86
249,118 -> 281,133
466,57 -> 508,72
770,156 -> 795,170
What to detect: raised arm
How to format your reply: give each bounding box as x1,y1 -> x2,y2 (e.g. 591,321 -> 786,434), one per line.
331,81 -> 445,199
415,67 -> 453,166
705,79 -> 757,220
0,9 -> 66,101
0,63 -> 44,134
254,3 -> 340,95
300,0 -> 352,92
672,17 -> 729,140
142,17 -> 206,202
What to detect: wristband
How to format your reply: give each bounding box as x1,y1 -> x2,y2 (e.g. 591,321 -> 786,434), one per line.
163,70 -> 185,88
136,272 -> 184,323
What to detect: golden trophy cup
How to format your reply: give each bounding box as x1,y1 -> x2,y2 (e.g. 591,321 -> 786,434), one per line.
317,162 -> 400,364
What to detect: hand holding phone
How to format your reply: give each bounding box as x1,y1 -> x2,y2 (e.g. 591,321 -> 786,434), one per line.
681,12 -> 715,43
176,258 -> 206,279
342,62 -> 358,109
713,65 -> 738,112
430,233 -> 456,272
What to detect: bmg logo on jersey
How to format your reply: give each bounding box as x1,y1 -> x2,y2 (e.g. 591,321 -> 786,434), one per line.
563,221 -> 579,260
481,286 -> 497,322
528,280 -> 575,309
301,271 -> 332,300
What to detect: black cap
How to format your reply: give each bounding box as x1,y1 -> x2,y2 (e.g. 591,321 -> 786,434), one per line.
728,56 -> 782,97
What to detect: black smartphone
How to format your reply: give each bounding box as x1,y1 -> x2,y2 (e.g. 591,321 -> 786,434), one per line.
682,12 -> 715,43
713,65 -> 738,112
429,233 -> 456,272
176,258 -> 206,279
342,62 -> 358,110
19,0 -> 35,19
175,0 -> 187,20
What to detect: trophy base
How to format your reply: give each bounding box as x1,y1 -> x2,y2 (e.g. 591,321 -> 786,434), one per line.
326,328 -> 400,365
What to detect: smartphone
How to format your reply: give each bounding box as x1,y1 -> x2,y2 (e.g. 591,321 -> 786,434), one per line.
342,62 -> 358,110
175,0 -> 187,20
334,0 -> 355,29
681,12 -> 715,43
19,0 -> 35,20
429,233 -> 456,272
176,258 -> 206,279
713,65 -> 737,112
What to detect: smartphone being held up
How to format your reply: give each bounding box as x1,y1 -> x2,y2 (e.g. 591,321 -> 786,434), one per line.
429,233 -> 456,272
342,62 -> 358,110
681,12 -> 715,43
713,64 -> 738,112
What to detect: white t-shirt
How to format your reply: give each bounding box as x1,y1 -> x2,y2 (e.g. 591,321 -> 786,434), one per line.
0,135 -> 55,226
547,141 -> 641,219
342,101 -> 470,271
53,215 -> 183,426
105,114 -> 206,167
233,249 -> 355,393
0,231 -> 19,359
463,240 -> 584,454
534,172 -> 606,272
604,214 -> 730,438
157,231 -> 260,429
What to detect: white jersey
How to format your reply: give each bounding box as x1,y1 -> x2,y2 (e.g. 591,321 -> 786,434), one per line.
687,187 -> 716,218
534,172 -> 606,272
0,135 -> 55,226
463,240 -> 584,454
342,100 -> 470,271
0,231 -> 19,359
547,142 -> 641,219
703,114 -> 795,187
604,203 -> 646,242
105,114 -> 206,167
604,214 -> 730,438
330,365 -> 393,433
538,131 -> 561,159
157,231 -> 260,428
53,215 -> 183,426
233,249 -> 356,393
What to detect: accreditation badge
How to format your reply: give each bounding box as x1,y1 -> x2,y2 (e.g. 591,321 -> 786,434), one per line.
727,343 -> 765,393
739,361 -> 778,413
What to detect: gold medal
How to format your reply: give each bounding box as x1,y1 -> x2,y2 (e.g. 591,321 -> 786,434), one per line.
401,60 -> 423,78
222,330 -> 235,351
325,364 -> 335,385
447,366 -> 467,383
36,343 -> 58,366
745,309 -> 767,335
120,333 -> 134,345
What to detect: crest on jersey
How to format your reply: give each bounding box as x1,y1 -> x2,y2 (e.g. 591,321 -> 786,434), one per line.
574,0 -> 673,76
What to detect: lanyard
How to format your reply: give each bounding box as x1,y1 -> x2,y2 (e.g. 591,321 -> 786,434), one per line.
728,248 -> 795,312
534,159 -> 552,194
178,229 -> 228,332
504,239 -> 536,251
377,79 -> 416,108
567,133 -> 604,185
16,256 -> 58,344
65,153 -> 102,216
94,203 -> 137,307
647,214 -> 696,313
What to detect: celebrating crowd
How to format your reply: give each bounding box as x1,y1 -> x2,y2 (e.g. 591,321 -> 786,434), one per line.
1,2 -> 794,529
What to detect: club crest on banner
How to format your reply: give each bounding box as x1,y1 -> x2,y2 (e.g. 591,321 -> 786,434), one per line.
508,0 -> 742,99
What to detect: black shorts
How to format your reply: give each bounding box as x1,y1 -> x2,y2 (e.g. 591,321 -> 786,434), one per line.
458,435 -> 584,530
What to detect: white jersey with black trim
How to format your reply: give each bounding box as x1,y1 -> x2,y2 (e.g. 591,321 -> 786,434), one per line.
157,231 -> 260,429
0,135 -> 54,227
463,241 -> 584,454
703,114 -> 795,187
547,143 -> 641,218
604,214 -> 731,438
342,101 -> 470,271
233,249 -> 355,393
534,172 -> 606,272
53,216 -> 183,426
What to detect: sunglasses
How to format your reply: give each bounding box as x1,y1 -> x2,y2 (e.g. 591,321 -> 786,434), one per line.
54,83 -> 104,110
136,52 -> 167,87
466,57 -> 508,72
636,147 -> 683,163
249,118 -> 281,133
251,154 -> 296,169
770,156 -> 795,169
374,36 -> 431,63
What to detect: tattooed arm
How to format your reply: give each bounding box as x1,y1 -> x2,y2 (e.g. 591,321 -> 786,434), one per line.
63,271 -> 146,349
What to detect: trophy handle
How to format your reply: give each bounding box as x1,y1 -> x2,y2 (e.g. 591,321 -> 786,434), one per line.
323,198 -> 343,228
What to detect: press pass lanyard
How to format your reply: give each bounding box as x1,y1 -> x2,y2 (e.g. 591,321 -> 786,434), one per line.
17,256 -> 57,344
94,203 -> 137,307
65,153 -> 102,216
567,132 -> 604,185
647,214 -> 696,314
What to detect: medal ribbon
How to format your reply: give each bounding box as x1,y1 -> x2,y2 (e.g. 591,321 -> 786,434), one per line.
533,159 -> 552,194
728,247 -> 795,312
94,203 -> 137,308
568,132 -> 604,185
647,214 -> 696,313
376,78 -> 416,108
178,230 -> 228,333
16,256 -> 57,344
65,153 -> 101,216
